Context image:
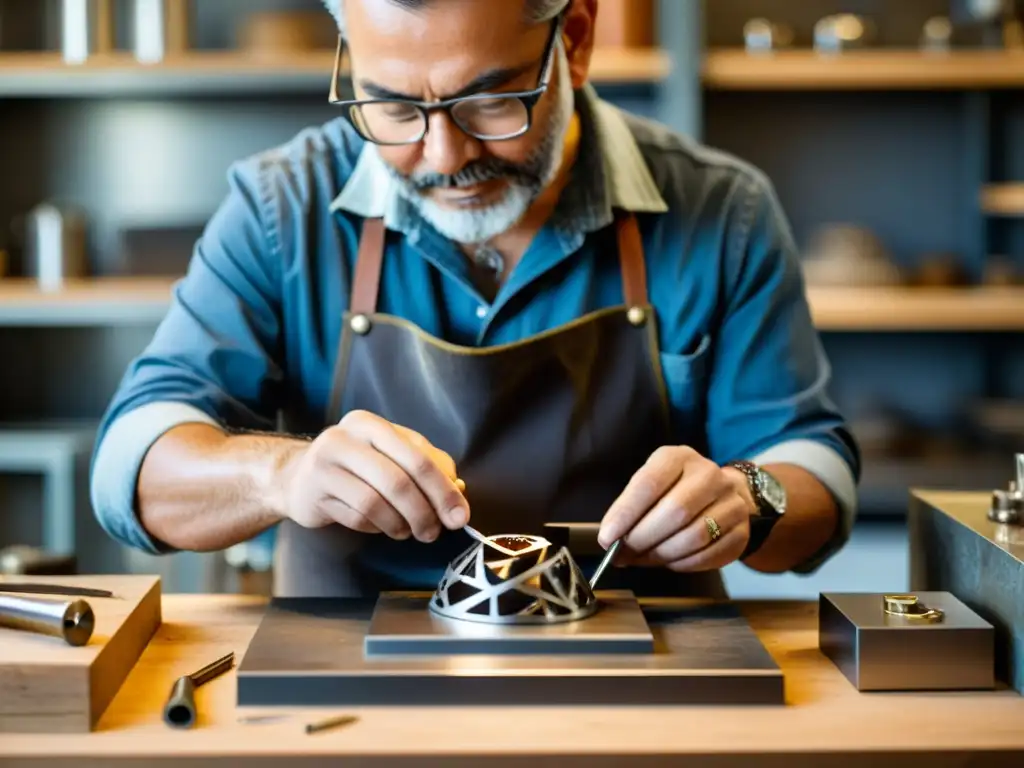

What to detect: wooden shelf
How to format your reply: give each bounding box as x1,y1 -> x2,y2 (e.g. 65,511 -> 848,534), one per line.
703,48 -> 1024,90
0,48 -> 670,97
0,277 -> 174,326
807,286 -> 1024,331
1,279 -> 1022,331
981,183 -> 1024,217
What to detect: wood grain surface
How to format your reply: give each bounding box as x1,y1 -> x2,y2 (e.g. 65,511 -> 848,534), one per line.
0,575 -> 161,733
0,590 -> 1022,766
703,49 -> 1024,90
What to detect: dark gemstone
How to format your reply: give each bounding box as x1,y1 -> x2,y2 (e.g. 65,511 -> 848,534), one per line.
491,536 -> 535,551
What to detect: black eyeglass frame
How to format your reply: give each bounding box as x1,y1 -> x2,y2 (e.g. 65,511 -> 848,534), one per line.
327,14 -> 564,145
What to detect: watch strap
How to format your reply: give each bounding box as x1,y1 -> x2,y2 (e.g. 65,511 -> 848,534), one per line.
727,460 -> 781,561
742,516 -> 777,560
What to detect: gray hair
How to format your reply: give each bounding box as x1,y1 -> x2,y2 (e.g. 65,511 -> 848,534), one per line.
322,0 -> 568,37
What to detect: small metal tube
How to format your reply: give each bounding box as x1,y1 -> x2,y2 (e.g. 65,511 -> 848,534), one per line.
163,652 -> 234,729
163,675 -> 197,728
0,594 -> 94,646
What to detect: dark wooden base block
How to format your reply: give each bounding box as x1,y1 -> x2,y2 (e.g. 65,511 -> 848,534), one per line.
236,591 -> 785,706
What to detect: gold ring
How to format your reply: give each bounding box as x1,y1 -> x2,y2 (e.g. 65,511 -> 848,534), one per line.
704,516 -> 722,542
883,594 -> 945,623
883,594 -> 919,615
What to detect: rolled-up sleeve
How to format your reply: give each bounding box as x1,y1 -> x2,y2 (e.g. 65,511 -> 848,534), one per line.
90,158 -> 285,555
707,172 -> 861,574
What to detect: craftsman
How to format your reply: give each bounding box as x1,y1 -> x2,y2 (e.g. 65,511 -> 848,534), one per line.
89,0 -> 860,597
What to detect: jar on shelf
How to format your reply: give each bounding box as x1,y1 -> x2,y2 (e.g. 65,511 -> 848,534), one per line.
129,0 -> 190,64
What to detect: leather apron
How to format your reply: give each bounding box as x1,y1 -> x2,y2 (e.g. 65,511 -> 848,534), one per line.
274,213 -> 727,600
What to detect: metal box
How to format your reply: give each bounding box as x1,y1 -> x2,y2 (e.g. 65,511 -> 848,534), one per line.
910,490 -> 1024,694
819,591 -> 995,691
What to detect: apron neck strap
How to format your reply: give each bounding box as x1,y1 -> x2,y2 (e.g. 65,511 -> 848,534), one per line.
615,212 -> 649,307
349,212 -> 649,314
350,216 -> 386,315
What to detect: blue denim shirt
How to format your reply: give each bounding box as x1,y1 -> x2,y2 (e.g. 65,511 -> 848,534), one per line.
90,85 -> 860,574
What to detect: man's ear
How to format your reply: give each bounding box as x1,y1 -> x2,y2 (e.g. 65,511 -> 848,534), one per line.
560,0 -> 597,89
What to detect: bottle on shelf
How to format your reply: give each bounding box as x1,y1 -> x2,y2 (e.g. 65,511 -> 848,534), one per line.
129,0 -> 190,64
59,0 -> 114,65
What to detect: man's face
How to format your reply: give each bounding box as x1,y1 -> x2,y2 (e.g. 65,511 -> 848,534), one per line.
342,0 -> 580,244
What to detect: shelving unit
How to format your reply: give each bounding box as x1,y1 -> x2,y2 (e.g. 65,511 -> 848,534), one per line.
699,1 -> 1024,527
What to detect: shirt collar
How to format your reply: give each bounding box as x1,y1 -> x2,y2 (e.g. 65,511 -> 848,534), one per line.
329,83 -> 668,234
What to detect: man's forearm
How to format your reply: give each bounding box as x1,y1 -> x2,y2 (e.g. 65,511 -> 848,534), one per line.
137,423 -> 306,552
739,463 -> 840,574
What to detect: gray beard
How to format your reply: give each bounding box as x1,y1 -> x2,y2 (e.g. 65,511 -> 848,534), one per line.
382,51 -> 575,245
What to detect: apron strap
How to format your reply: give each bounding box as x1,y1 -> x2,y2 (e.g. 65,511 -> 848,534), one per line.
350,214 -> 648,311
350,216 -> 386,314
615,212 -> 649,307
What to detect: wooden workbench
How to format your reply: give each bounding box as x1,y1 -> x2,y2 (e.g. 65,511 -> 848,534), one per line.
1,593 -> 1022,767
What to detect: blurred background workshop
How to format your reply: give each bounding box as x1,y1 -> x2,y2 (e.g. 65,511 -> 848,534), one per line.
0,0 -> 1021,598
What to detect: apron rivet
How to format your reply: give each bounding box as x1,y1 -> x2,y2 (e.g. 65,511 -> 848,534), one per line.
627,307 -> 646,326
350,314 -> 371,334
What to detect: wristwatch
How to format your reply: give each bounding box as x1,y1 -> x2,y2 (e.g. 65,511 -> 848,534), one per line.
726,460 -> 787,560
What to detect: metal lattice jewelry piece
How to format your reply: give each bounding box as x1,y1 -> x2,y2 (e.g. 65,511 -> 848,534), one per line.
429,534 -> 598,625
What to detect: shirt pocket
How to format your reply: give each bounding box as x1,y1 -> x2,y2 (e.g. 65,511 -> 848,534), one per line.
657,333 -> 712,443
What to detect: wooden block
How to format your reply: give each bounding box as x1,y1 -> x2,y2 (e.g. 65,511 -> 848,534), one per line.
237,593 -> 785,706
365,592 -> 655,656
0,575 -> 162,733
819,591 -> 995,691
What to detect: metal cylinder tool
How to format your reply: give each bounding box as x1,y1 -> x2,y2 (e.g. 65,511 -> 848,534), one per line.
0,593 -> 95,646
163,651 -> 235,728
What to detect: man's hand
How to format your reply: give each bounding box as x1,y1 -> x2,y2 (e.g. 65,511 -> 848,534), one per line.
281,410 -> 470,543
597,446 -> 755,572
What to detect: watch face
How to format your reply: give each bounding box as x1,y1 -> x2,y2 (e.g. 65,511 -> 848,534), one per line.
757,469 -> 787,516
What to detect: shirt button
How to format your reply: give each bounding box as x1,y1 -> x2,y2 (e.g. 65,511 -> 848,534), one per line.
476,305 -> 487,319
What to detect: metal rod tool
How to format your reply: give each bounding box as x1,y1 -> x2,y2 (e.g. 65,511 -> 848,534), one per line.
305,714 -> 358,734
0,582 -> 116,599
0,593 -> 95,646
163,651 -> 235,728
589,539 -> 622,590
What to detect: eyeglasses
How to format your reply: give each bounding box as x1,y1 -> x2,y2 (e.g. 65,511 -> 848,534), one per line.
328,17 -> 561,146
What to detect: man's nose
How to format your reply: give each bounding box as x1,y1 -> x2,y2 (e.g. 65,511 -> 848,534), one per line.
421,111 -> 480,177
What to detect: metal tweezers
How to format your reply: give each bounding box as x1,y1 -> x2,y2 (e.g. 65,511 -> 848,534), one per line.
0,582 -> 118,599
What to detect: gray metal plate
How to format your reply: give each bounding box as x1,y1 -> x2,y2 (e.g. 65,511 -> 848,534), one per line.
237,592 -> 785,706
